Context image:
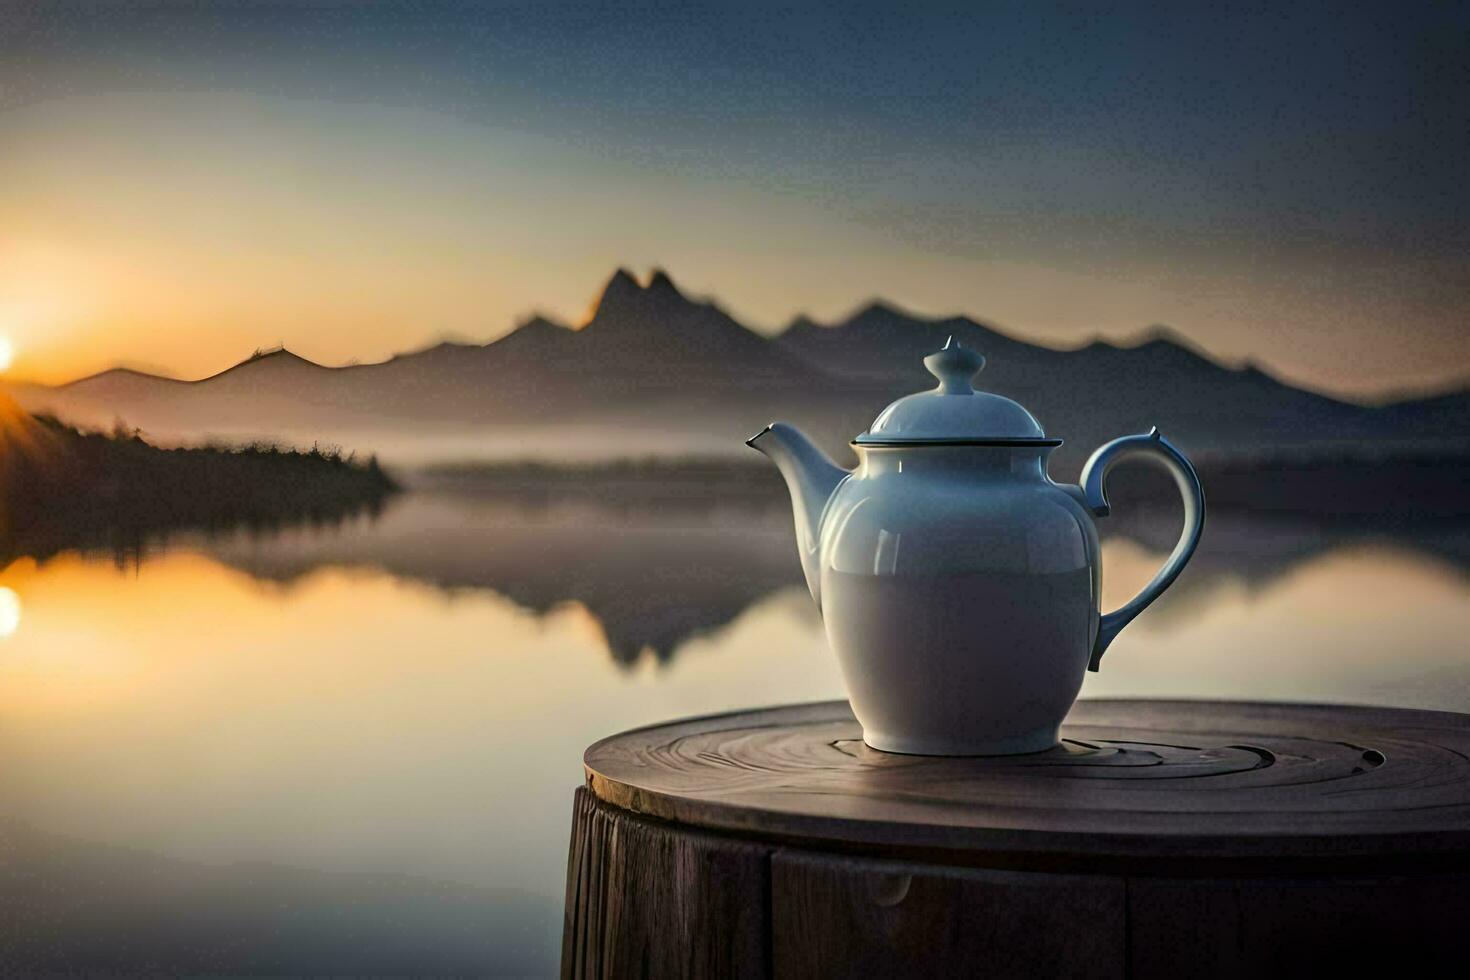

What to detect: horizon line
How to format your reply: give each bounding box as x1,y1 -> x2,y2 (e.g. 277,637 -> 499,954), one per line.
3,266 -> 1465,407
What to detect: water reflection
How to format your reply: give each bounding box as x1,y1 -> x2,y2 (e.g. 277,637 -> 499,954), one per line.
1,483 -> 1467,975
200,491 -> 807,667
0,549 -> 836,975
186,487 -> 1470,669
1,479 -> 393,575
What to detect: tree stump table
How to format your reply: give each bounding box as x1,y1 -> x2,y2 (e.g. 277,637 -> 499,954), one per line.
562,699 -> 1470,979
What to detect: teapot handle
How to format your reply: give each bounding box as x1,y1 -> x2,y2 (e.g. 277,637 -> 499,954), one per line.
1079,427 -> 1205,671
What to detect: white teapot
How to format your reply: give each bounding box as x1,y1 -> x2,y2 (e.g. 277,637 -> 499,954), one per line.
748,339 -> 1204,755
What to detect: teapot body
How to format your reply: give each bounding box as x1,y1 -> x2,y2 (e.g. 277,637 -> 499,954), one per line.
747,339 -> 1206,756
818,445 -> 1100,755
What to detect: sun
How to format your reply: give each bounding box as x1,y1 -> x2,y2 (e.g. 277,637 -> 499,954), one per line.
0,587 -> 20,639
0,337 -> 12,372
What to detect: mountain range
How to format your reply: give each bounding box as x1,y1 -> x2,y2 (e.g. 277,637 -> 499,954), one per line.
7,268 -> 1467,474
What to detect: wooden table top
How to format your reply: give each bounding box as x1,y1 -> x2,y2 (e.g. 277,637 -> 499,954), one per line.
582,699 -> 1470,871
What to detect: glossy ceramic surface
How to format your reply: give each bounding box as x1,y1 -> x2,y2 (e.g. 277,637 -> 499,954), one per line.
855,339 -> 1047,444
821,446 -> 1097,754
748,341 -> 1206,755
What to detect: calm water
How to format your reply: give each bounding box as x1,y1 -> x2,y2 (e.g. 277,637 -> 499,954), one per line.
2,484 -> 1469,975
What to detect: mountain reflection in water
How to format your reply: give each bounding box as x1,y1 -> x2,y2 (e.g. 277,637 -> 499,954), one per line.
196,473 -> 1468,669
207,489 -> 804,667
1,469 -> 1468,976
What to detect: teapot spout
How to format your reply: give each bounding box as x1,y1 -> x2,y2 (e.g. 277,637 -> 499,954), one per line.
746,422 -> 849,608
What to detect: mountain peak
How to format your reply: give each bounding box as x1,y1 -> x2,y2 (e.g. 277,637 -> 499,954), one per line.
1115,325 -> 1225,370
586,267 -> 643,322
206,346 -> 326,383
517,314 -> 571,333
59,365 -> 180,390
586,266 -> 697,324
783,313 -> 823,334
646,268 -> 683,299
245,345 -> 315,365
496,314 -> 574,344
845,299 -> 906,324
1128,324 -> 1196,349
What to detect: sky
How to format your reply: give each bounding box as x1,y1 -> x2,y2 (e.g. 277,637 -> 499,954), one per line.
0,1 -> 1466,399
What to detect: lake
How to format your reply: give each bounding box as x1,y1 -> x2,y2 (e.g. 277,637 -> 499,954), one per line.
2,478 -> 1468,976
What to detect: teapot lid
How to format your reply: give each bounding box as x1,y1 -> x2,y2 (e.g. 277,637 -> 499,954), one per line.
853,338 -> 1059,446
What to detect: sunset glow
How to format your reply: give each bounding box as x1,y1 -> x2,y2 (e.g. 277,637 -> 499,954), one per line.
0,587 -> 19,638
0,3 -> 1466,397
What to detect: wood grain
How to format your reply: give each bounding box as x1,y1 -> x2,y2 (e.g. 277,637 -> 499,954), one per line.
566,701 -> 1470,977
770,851 -> 1125,979
561,787 -> 769,980
583,699 -> 1470,872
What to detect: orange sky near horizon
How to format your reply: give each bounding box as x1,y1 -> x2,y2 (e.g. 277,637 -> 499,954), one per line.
1,91 -> 1466,400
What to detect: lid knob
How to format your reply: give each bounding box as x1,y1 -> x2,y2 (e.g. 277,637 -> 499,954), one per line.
924,336 -> 986,395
